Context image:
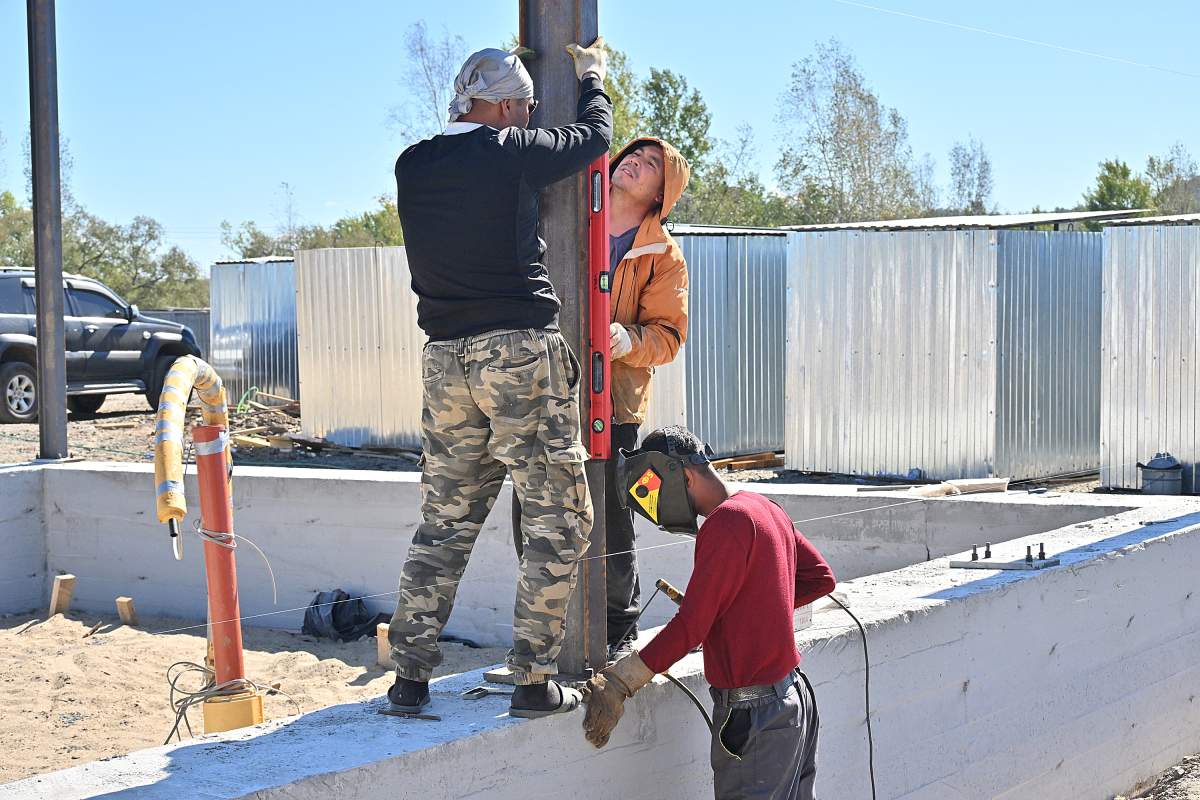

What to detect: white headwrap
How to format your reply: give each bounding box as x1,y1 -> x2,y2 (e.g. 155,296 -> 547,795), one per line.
447,48 -> 535,123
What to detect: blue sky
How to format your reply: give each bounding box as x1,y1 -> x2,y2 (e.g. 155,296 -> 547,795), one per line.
1,1 -> 1196,269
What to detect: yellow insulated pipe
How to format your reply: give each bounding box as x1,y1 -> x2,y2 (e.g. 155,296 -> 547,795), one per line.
153,355 -> 230,526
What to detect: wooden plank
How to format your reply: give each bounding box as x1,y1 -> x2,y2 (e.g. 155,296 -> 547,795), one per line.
254,391 -> 296,404
116,596 -> 139,627
48,574 -> 75,616
230,426 -> 270,436
232,434 -> 272,449
376,622 -> 392,668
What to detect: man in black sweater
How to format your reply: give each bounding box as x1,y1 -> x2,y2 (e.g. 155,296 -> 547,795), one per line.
387,41 -> 613,718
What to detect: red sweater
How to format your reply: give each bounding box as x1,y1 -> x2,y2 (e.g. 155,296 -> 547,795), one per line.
639,491 -> 836,689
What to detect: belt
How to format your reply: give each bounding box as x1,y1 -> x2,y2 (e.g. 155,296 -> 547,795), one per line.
711,668 -> 801,706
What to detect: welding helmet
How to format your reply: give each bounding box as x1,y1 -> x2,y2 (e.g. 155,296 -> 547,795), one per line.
615,441 -> 715,535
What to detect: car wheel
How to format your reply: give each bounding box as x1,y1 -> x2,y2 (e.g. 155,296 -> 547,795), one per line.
145,354 -> 177,410
67,394 -> 106,418
0,362 -> 38,423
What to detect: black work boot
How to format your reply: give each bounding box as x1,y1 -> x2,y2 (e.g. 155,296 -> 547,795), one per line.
509,679 -> 582,719
387,674 -> 430,713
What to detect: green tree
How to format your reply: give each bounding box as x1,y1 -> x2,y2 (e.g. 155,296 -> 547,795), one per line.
221,196 -> 404,259
605,45 -> 643,152
639,68 -> 713,170
64,211 -> 208,307
948,137 -> 994,214
775,40 -> 932,223
1146,143 -> 1200,215
1083,159 -> 1152,212
0,191 -> 34,267
389,21 -> 469,144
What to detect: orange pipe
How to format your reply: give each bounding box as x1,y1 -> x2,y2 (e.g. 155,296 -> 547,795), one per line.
194,424 -> 245,685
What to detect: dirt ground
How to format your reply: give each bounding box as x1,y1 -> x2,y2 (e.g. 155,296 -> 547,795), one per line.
1117,755 -> 1200,799
0,610 -> 506,784
0,393 -> 419,472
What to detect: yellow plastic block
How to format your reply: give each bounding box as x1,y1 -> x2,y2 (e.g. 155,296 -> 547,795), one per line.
202,691 -> 264,734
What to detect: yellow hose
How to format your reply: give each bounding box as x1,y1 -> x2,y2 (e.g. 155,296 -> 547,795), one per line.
153,355 -> 230,524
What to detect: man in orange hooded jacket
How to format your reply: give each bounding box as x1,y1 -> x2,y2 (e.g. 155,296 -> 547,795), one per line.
604,137 -> 691,660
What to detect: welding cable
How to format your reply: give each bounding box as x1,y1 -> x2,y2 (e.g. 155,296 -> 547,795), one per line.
619,587 -> 714,732
830,595 -> 876,800
663,672 -> 713,731
164,660 -> 300,745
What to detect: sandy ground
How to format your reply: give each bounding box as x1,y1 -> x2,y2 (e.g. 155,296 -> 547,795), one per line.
0,611 -> 506,784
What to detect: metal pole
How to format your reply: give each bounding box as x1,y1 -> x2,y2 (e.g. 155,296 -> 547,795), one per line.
194,425 -> 246,684
519,0 -> 606,677
26,0 -> 68,459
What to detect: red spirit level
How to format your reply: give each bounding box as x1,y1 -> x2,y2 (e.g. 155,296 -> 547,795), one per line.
586,153 -> 611,459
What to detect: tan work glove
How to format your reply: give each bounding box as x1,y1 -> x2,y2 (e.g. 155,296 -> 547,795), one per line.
566,36 -> 608,83
609,322 -> 632,360
582,651 -> 654,748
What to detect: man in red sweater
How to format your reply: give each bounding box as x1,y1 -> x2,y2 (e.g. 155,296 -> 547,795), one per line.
583,425 -> 836,800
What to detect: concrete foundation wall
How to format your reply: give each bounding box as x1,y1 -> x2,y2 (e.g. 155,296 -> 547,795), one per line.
0,465 -> 46,614
10,498 -> 1200,800
22,463 -> 1125,644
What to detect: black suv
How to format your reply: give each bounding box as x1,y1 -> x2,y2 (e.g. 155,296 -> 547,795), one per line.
0,267 -> 201,422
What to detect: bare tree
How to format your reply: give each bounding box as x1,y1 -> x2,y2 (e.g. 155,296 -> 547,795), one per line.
948,137 -> 994,214
1146,142 -> 1200,215
389,21 -> 469,144
775,40 -> 929,223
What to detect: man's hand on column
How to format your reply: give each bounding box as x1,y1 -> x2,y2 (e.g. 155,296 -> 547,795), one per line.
566,36 -> 608,83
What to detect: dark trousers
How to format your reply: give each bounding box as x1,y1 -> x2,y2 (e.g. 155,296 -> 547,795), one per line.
709,669 -> 819,800
510,422 -> 640,648
605,423 -> 641,646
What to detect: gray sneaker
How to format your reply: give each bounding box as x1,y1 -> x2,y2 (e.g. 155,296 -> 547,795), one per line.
606,633 -> 637,664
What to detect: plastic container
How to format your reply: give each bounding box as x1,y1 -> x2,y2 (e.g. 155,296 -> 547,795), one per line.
1137,452 -> 1184,495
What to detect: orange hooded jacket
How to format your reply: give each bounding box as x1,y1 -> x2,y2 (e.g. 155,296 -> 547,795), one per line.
609,137 -> 691,425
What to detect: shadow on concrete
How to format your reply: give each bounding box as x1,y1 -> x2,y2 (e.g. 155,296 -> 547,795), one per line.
923,511 -> 1200,602
75,669 -> 517,800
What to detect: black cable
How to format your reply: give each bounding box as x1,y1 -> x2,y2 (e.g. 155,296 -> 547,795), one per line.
831,595 -> 876,800
664,673 -> 713,731
612,586 -> 661,651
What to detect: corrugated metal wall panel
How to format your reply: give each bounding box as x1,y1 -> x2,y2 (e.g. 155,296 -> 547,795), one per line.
142,309 -> 210,359
296,247 -> 424,449
1101,225 -> 1200,491
785,230 -> 999,479
638,346 -> 687,441
677,234 -> 786,457
995,231 -> 1102,480
208,261 -> 298,403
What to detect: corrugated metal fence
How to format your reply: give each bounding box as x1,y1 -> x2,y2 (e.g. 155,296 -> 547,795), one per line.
292,237 -> 788,457
296,247 -> 424,449
786,229 -> 1101,481
1101,224 -> 1200,491
142,308 -> 210,360
209,258 -> 299,403
996,231 -> 1101,481
675,232 -> 787,457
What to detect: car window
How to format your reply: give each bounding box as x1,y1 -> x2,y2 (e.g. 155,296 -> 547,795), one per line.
21,286 -> 35,313
0,279 -> 22,314
70,288 -> 126,319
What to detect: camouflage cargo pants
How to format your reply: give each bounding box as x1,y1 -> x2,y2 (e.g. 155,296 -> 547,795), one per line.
389,329 -> 593,685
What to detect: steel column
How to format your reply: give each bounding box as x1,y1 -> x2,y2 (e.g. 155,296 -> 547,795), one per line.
519,0 -> 606,676
26,0 -> 67,459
